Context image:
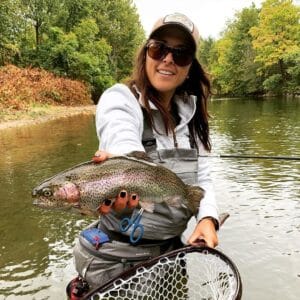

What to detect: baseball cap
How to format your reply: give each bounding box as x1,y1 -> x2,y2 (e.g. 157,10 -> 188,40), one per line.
149,13 -> 200,49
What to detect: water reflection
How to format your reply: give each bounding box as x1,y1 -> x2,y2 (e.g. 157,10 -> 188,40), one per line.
211,97 -> 300,156
0,98 -> 299,299
210,97 -> 300,300
0,115 -> 97,299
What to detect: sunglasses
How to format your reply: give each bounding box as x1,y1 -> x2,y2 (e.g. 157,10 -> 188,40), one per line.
146,40 -> 194,67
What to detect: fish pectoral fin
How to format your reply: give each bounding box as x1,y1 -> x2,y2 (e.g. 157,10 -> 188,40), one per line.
139,201 -> 155,213
186,185 -> 205,215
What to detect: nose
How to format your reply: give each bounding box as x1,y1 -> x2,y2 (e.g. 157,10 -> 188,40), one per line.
163,52 -> 174,64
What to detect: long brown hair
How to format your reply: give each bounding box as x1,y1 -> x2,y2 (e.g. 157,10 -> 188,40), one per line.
127,44 -> 212,151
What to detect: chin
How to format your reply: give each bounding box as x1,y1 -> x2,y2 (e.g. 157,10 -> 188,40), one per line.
154,84 -> 176,94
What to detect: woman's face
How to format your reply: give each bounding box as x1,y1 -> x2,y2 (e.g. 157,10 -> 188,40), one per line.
145,31 -> 193,103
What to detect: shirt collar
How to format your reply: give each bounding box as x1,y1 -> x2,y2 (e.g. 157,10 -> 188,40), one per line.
133,84 -> 197,125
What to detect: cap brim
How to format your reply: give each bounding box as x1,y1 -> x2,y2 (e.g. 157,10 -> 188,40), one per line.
149,24 -> 196,51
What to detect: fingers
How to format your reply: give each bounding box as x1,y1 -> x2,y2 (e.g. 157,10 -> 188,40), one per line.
98,199 -> 113,214
127,193 -> 139,209
114,190 -> 129,211
187,218 -> 219,248
98,191 -> 140,215
92,150 -> 112,163
188,235 -> 217,248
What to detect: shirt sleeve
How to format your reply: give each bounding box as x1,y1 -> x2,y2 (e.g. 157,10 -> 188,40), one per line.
196,144 -> 219,227
95,84 -> 145,154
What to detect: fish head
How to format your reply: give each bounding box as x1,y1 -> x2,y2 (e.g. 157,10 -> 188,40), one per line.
32,180 -> 81,212
32,175 -> 116,217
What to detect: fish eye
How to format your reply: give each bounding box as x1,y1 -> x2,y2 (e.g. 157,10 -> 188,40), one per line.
42,188 -> 52,197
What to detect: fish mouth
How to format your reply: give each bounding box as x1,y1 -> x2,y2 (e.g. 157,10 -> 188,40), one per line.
33,196 -> 80,212
32,198 -> 40,206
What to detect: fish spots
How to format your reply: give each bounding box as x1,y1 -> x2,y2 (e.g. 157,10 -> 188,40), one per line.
32,156 -> 195,216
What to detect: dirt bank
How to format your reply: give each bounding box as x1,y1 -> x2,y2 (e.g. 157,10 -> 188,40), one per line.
0,105 -> 96,131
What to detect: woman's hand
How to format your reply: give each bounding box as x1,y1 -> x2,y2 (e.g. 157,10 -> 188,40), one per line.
92,150 -> 139,214
92,150 -> 113,163
187,218 -> 218,248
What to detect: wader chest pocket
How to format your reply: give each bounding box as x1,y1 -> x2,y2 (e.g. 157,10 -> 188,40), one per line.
80,228 -> 110,249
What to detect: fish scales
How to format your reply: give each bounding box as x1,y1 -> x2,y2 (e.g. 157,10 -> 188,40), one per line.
32,155 -> 204,215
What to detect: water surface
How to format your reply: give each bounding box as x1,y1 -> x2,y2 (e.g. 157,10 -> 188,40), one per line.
0,98 -> 299,299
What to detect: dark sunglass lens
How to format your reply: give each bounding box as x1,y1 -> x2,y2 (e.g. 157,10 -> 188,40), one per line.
147,41 -> 193,66
172,48 -> 193,66
147,42 -> 165,60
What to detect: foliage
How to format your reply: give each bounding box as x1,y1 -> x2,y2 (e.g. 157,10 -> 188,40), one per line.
1,0 -> 299,98
0,0 -> 145,102
0,0 -> 23,65
249,0 -> 300,95
199,0 -> 299,96
204,4 -> 262,96
0,65 -> 92,112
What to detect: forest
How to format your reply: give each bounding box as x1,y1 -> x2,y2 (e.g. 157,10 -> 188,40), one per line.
0,0 -> 299,103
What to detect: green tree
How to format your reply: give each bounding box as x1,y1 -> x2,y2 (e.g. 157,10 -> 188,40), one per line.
70,18 -> 115,99
250,0 -> 300,95
53,0 -> 145,81
91,0 -> 145,80
39,19 -> 114,100
210,37 -> 233,95
1,0 -> 145,100
0,0 -> 23,65
208,5 -> 261,96
225,5 -> 261,95
198,37 -> 215,70
21,0 -> 61,48
55,0 -> 93,32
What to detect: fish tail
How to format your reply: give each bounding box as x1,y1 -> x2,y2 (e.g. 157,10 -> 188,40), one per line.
186,185 -> 204,215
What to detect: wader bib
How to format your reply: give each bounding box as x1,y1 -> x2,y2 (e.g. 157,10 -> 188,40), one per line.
73,108 -> 200,289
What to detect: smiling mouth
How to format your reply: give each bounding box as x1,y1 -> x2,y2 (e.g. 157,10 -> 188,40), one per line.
157,69 -> 174,75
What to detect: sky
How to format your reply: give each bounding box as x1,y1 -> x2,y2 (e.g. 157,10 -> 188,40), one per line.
132,0 -> 299,39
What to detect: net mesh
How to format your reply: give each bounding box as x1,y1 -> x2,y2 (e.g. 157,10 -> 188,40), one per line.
88,248 -> 240,300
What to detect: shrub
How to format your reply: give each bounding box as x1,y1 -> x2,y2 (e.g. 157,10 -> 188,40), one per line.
0,64 -> 93,111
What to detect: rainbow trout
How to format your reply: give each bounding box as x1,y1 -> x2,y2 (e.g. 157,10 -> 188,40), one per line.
32,155 -> 203,216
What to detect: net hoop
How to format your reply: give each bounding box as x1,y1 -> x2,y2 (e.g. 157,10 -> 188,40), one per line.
82,244 -> 242,300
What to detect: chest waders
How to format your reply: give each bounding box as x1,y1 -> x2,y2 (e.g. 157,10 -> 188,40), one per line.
73,111 -> 200,290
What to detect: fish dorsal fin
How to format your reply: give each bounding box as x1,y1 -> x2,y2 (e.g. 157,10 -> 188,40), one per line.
126,151 -> 153,162
186,185 -> 205,215
109,152 -> 157,167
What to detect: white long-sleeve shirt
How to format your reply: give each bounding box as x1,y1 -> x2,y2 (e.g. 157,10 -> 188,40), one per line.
96,83 -> 218,223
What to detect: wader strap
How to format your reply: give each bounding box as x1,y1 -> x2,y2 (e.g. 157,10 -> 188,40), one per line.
141,108 -> 196,153
141,108 -> 157,153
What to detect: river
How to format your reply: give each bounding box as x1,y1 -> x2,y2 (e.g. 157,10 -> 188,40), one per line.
0,97 -> 299,299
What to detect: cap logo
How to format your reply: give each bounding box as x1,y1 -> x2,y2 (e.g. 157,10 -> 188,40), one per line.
163,13 -> 194,33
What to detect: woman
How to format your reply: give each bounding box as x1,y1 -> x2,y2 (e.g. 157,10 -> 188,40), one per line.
72,12 -> 219,293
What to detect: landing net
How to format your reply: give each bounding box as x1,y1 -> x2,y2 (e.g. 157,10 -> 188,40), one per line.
84,246 -> 242,300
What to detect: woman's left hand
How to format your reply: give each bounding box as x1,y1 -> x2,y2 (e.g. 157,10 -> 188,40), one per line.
187,218 -> 218,248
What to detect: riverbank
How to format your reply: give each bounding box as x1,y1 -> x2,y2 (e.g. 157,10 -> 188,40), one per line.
0,105 -> 96,131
